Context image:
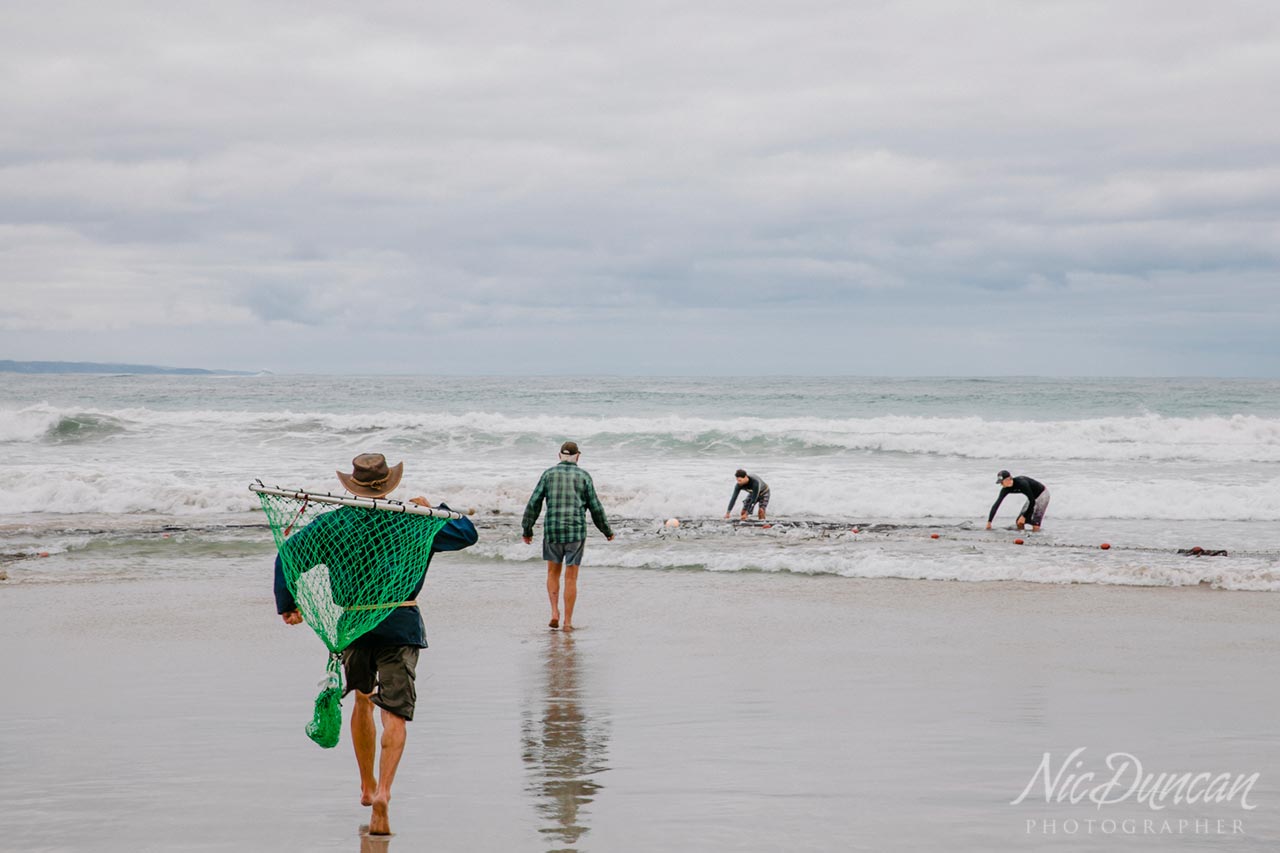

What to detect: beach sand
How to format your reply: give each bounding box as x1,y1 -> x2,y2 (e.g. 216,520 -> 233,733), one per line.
2,559 -> 1277,852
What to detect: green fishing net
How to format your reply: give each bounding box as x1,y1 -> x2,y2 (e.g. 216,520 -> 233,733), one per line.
255,488 -> 451,747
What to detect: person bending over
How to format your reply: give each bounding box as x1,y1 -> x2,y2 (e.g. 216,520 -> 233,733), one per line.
725,469 -> 770,521
986,469 -> 1050,532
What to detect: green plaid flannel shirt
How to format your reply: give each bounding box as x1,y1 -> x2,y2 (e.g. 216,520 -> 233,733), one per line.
522,461 -> 613,543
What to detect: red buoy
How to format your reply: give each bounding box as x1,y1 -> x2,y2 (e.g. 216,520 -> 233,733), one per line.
930,533 -> 940,539
1100,543 -> 1111,550
1014,538 -> 1024,545
38,552 -> 50,558
850,527 -> 860,534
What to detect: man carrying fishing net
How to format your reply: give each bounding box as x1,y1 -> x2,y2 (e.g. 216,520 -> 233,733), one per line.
268,453 -> 478,836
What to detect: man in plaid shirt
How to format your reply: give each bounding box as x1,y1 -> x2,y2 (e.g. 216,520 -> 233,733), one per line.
522,440 -> 614,631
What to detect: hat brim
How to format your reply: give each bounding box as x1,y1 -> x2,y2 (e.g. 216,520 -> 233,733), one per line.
336,461 -> 404,498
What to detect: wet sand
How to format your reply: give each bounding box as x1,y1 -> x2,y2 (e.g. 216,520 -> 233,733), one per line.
2,560 -> 1278,851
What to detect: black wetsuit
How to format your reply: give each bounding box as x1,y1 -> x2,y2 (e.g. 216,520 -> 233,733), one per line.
727,474 -> 769,514
988,476 -> 1046,523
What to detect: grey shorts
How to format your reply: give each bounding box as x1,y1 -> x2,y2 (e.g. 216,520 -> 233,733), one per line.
1021,490 -> 1051,527
743,488 -> 770,514
342,644 -> 419,721
543,539 -> 585,566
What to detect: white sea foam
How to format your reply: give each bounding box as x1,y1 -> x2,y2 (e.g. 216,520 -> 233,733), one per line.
0,406 -> 64,442
458,538 -> 1280,592
3,464 -> 1279,522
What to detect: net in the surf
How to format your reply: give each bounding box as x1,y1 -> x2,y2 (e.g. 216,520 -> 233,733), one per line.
254,485 -> 452,747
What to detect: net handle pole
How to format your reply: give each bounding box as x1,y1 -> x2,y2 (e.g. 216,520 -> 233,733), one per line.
249,481 -> 466,520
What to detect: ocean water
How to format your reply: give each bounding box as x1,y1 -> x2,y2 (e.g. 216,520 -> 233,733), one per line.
3,374 -> 1279,590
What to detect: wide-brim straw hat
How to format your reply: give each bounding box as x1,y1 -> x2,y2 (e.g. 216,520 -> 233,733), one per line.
337,453 -> 404,498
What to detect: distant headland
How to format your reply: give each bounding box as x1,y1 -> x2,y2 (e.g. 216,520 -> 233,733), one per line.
0,360 -> 263,376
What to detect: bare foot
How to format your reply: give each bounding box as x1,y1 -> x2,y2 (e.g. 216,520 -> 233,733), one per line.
549,617 -> 559,629
360,785 -> 376,807
561,623 -> 574,632
369,798 -> 391,835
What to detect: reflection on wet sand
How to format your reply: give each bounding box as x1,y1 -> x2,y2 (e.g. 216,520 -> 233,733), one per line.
522,632 -> 610,852
358,825 -> 392,852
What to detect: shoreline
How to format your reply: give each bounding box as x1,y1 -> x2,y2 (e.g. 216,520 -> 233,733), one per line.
1,548 -> 1272,593
3,510 -> 1277,593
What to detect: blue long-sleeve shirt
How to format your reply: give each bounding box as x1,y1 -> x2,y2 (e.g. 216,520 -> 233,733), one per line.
273,503 -> 478,648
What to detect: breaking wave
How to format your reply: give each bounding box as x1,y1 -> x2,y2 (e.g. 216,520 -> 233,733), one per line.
3,405 -> 1280,463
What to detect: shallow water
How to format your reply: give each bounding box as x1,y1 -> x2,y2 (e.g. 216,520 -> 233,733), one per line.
4,509 -> 1278,597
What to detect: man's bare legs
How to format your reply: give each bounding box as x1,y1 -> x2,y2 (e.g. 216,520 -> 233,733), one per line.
546,562 -> 582,630
369,708 -> 406,835
562,564 -> 580,631
352,690 -> 408,836
352,691 -> 378,806
546,561 -> 563,627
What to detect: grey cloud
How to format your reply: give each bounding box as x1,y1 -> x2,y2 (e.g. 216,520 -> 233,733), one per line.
1,0 -> 1279,374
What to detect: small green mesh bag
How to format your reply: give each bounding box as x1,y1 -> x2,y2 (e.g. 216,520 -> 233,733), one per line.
254,484 -> 452,747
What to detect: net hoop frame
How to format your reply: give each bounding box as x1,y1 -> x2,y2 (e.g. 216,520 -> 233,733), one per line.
250,480 -> 465,520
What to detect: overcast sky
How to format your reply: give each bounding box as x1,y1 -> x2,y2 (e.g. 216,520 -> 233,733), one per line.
2,1 -> 1278,375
